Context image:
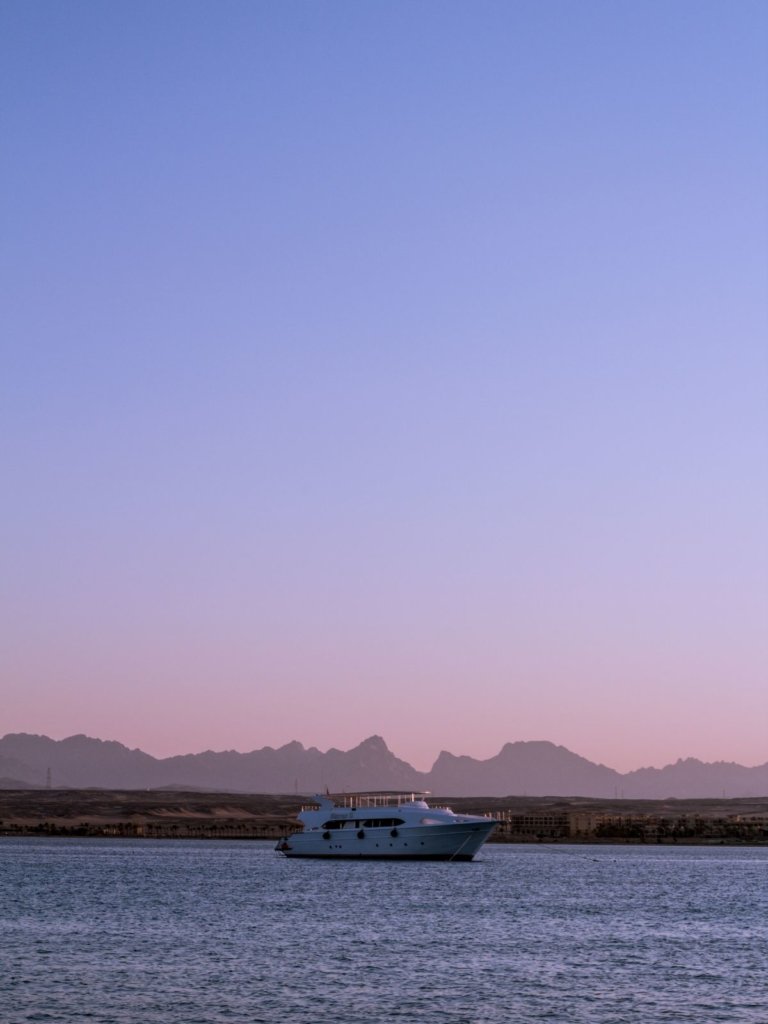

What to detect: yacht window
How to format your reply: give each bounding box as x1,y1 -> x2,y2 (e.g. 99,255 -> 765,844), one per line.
322,816 -> 405,829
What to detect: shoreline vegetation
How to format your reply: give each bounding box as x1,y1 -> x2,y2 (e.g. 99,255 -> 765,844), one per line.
1,790 -> 767,845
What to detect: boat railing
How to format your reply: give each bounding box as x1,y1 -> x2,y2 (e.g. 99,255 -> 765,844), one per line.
338,792 -> 431,809
299,792 -> 456,812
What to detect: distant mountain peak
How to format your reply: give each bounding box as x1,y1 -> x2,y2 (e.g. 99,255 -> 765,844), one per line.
358,735 -> 388,750
277,740 -> 305,754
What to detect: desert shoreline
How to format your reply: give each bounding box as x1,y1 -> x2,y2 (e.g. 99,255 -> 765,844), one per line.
2,789 -> 767,845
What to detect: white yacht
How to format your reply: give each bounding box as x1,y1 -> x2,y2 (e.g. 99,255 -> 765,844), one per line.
275,792 -> 497,861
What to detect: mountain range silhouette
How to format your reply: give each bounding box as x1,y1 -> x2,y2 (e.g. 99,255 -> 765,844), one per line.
1,733 -> 766,798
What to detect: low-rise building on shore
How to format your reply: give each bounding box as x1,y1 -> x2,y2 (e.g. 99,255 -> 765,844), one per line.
1,791 -> 767,843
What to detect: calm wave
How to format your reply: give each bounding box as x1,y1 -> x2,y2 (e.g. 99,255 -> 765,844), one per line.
1,838 -> 766,1023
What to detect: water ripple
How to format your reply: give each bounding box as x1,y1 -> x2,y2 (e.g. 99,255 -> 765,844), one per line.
1,839 -> 766,1023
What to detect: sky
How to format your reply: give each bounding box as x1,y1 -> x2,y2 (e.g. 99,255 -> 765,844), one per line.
2,1 -> 767,773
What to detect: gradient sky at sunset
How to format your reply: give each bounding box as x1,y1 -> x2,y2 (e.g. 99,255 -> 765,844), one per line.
3,1 -> 766,772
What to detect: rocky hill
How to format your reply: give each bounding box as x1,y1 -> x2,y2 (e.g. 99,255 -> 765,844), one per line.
1,732 -> 766,798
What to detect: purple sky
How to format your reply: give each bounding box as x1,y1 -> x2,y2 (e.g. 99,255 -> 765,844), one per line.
2,1 -> 767,773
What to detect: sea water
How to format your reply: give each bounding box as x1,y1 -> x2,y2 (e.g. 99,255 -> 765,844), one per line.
1,838 -> 766,1023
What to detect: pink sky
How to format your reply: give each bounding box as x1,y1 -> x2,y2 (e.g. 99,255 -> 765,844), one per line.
3,4 -> 766,774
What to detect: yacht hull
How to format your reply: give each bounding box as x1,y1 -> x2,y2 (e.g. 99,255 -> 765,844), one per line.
277,821 -> 495,860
